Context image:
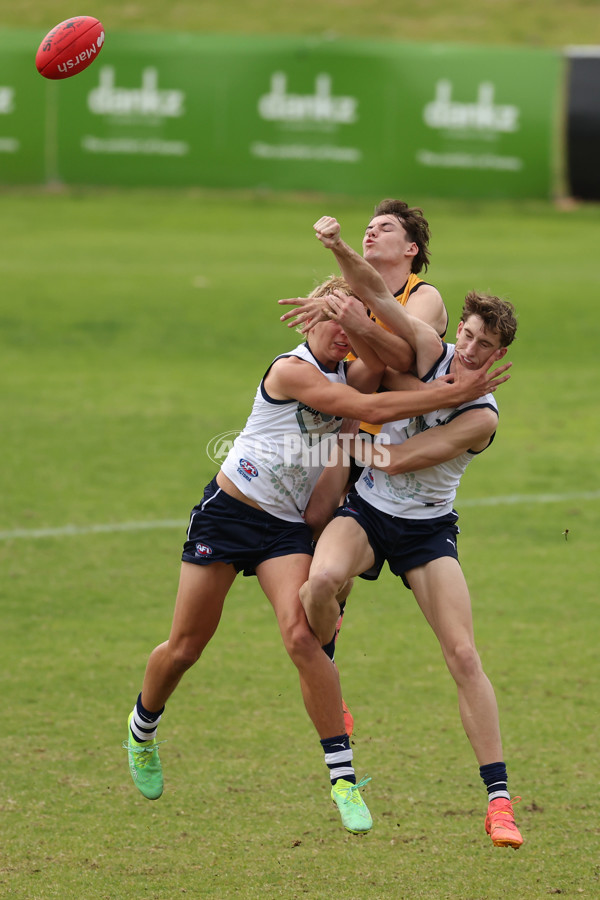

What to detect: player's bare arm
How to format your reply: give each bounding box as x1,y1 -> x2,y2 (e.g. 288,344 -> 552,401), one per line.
264,355 -> 510,425
383,369 -> 431,392
280,294 -> 423,373
323,292 -> 387,389
303,426 -> 356,538
362,407 -> 500,475
404,283 -> 447,336
313,216 -> 443,372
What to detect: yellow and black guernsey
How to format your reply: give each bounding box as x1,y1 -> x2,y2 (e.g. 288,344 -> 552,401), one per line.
355,276 -> 440,436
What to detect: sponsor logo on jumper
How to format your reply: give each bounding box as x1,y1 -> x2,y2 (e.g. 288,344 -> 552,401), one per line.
423,80 -> 520,135
362,470 -> 375,489
0,87 -> 15,115
195,543 -> 213,557
57,31 -> 104,75
87,67 -> 185,118
258,72 -> 358,126
238,458 -> 259,480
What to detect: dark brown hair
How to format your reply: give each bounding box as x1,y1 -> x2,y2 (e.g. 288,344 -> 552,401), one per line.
372,198 -> 431,274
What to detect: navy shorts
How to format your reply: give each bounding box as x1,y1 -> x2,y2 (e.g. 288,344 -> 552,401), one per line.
333,490 -> 460,588
181,477 -> 314,577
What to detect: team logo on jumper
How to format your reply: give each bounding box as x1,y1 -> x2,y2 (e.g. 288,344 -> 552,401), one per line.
195,543 -> 213,557
295,404 -> 342,447
238,458 -> 258,480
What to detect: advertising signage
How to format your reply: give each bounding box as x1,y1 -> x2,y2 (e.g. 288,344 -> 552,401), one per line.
0,31 -> 562,199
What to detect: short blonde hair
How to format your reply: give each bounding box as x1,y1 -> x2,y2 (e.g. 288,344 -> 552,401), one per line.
310,275 -> 360,301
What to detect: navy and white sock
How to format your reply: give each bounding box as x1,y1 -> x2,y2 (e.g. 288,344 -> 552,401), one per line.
130,693 -> 164,744
321,733 -> 355,785
480,761 -> 510,801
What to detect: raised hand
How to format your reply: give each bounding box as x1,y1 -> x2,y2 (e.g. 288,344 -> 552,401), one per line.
314,216 -> 341,248
278,295 -> 329,332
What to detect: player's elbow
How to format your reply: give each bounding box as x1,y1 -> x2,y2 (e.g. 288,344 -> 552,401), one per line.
370,446 -> 404,475
363,407 -> 388,425
378,458 -> 404,476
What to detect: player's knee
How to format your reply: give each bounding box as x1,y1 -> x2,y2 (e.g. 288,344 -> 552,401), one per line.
446,641 -> 482,683
281,617 -> 316,662
168,637 -> 205,673
307,567 -> 345,603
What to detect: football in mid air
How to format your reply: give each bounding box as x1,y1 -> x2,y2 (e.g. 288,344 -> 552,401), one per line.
35,16 -> 105,80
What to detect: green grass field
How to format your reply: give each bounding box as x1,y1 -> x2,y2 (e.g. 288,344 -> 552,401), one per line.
1,187 -> 599,899
2,0 -> 599,47
2,2 -> 599,897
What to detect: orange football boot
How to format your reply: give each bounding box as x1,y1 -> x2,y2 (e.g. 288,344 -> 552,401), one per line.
485,796 -> 523,848
342,699 -> 354,737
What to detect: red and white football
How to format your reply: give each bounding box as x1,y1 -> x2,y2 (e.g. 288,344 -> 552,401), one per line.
35,16 -> 105,80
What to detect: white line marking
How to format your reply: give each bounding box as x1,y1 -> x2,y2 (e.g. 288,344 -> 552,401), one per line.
0,490 -> 598,542
458,490 -> 600,508
0,520 -> 184,541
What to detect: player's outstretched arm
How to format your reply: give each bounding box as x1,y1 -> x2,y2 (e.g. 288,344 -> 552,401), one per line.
313,216 -> 442,373
365,407 -> 500,474
313,216 -> 407,330
265,354 -> 510,427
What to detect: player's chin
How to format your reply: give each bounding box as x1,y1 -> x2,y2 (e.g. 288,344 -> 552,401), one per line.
332,345 -> 350,358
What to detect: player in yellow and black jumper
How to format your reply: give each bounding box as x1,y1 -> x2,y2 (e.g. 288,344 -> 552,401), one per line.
297,200 -> 451,735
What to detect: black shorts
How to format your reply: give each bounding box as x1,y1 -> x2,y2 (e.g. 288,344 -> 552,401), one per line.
333,489 -> 460,588
181,477 -> 314,577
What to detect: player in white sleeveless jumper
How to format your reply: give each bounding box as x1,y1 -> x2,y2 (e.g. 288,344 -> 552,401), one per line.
123,275 -> 508,835
299,217 -> 524,849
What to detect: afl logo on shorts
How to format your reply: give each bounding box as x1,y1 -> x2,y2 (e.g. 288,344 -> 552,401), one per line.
195,543 -> 213,557
239,458 -> 258,478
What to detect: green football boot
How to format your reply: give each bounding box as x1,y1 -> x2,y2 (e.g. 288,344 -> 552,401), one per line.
123,712 -> 164,800
331,776 -> 372,834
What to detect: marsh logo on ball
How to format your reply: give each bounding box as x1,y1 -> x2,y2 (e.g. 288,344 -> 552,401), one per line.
35,16 -> 105,80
